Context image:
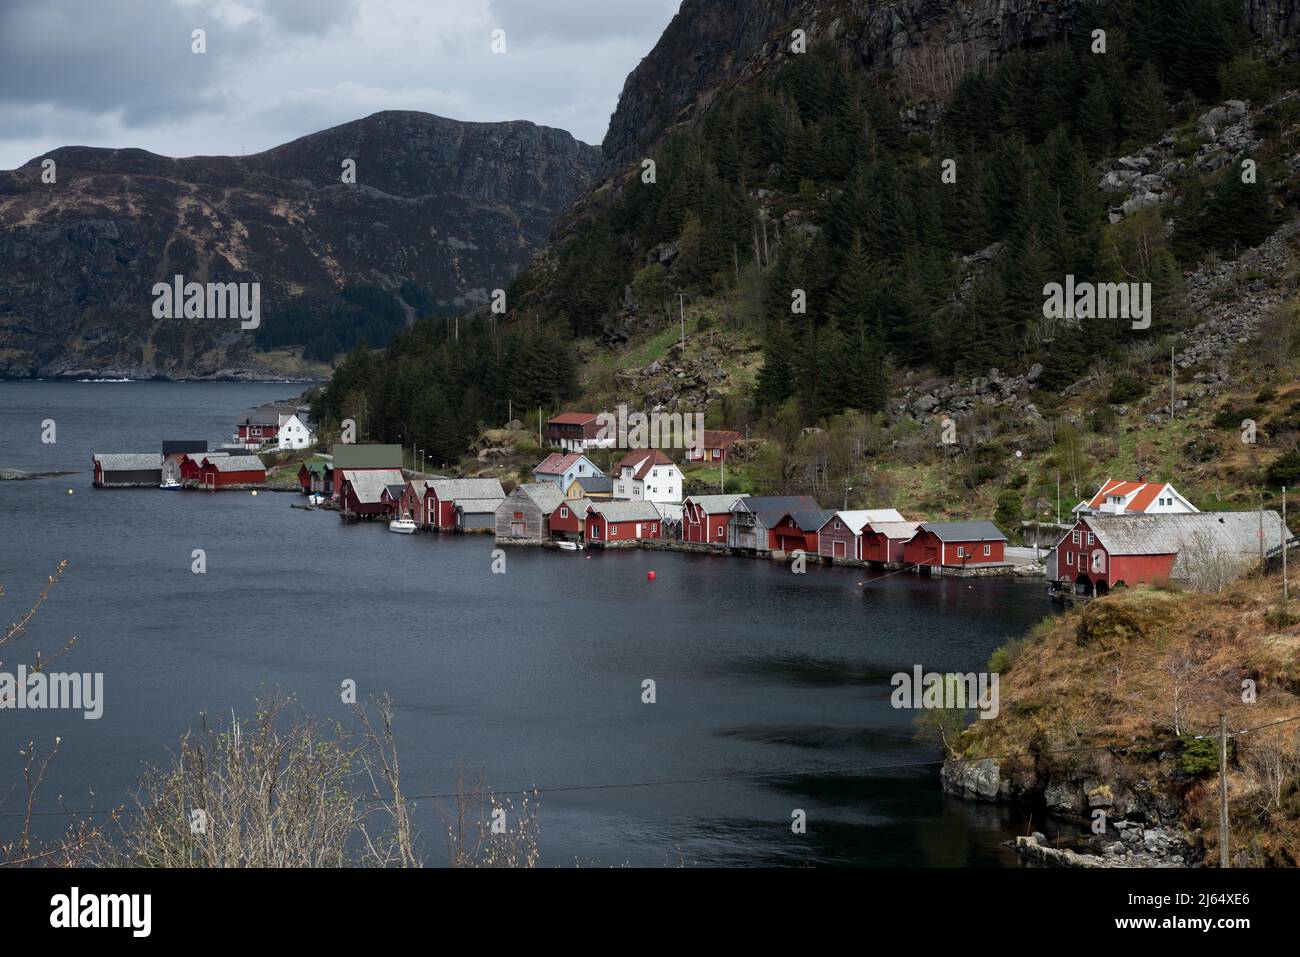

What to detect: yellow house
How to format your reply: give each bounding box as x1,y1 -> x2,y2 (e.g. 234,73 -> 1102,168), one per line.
566,475 -> 613,500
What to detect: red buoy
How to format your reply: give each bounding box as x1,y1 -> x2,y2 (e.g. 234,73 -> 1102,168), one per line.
647,571 -> 656,581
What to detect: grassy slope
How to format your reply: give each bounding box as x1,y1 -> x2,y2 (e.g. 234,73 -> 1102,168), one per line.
956,575 -> 1300,865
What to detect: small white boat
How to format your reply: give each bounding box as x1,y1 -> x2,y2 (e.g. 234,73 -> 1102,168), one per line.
308,494 -> 325,506
388,518 -> 417,534
557,540 -> 583,551
160,480 -> 181,490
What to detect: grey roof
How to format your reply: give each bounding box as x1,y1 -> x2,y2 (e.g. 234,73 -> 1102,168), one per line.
455,497 -> 506,513
824,509 -> 907,533
574,475 -> 613,493
429,478 -> 505,502
515,482 -> 566,513
93,453 -> 162,471
788,509 -> 838,532
866,521 -> 923,539
340,468 -> 405,503
1085,512 -> 1288,578
187,451 -> 228,460
919,521 -> 1008,542
332,444 -> 403,470
208,455 -> 265,472
589,500 -> 663,522
735,495 -> 822,526
685,494 -> 743,513
384,483 -> 406,500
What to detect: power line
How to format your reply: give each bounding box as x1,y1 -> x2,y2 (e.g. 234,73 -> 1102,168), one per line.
8,714 -> 1298,820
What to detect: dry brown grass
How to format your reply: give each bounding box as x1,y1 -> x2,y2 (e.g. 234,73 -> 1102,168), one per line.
958,574 -> 1300,865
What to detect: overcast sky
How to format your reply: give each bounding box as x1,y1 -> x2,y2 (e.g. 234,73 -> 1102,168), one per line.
0,0 -> 681,170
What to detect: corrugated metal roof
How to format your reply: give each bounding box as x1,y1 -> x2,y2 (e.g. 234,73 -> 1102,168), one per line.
455,497 -> 505,513
208,455 -> 265,472
919,521 -> 1008,542
340,468 -> 405,503
826,509 -> 906,534
589,500 -> 662,522
515,482 -> 566,513
685,494 -> 743,513
430,478 -> 505,501
1086,512 -> 1288,578
93,453 -> 162,471
867,521 -> 923,539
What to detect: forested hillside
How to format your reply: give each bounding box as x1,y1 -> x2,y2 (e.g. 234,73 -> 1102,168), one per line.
315,0 -> 1300,497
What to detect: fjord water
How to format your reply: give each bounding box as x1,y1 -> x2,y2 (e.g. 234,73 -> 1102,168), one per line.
0,381 -> 1056,866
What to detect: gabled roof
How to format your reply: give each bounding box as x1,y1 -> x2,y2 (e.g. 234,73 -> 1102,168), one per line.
684,494 -> 743,514
455,497 -> 506,513
695,429 -> 741,448
1081,513 -> 1288,573
512,482 -> 567,513
535,452 -> 595,475
340,468 -> 406,503
161,440 -> 208,456
734,495 -> 822,526
332,444 -> 403,470
383,483 -> 406,500
819,509 -> 907,534
547,411 -> 602,426
184,451 -> 227,463
555,496 -> 592,516
617,449 -> 676,480
572,475 -> 613,493
866,521 -> 923,540
588,500 -> 663,522
303,456 -> 333,475
205,455 -> 266,472
430,478 -> 505,502
93,453 -> 162,471
784,509 -> 838,532
1075,479 -> 1198,515
919,521 -> 1008,542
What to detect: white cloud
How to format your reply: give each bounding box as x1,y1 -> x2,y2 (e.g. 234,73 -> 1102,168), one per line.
0,0 -> 679,168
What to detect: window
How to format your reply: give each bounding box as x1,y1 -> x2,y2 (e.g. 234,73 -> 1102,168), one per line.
1087,533 -> 1094,546
1067,552 -> 1074,566
715,526 -> 725,539
560,507 -> 568,518
834,520 -> 841,529
652,469 -> 658,477
579,464 -> 586,473
956,546 -> 965,558
610,525 -> 618,537
983,544 -> 991,556
1072,531 -> 1080,544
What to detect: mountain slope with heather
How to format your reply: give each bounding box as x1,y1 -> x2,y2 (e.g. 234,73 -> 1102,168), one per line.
0,112 -> 600,379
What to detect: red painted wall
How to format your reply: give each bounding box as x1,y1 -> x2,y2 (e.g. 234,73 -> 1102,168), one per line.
682,503 -> 730,545
818,521 -> 858,560
549,501 -> 585,536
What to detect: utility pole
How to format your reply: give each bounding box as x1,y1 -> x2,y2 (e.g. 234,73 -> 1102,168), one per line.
721,455 -> 726,494
1056,472 -> 1061,526
538,407 -> 543,449
1219,714 -> 1230,869
1284,486 -> 1289,604
1259,493 -> 1265,570
843,480 -> 851,510
678,293 -> 686,349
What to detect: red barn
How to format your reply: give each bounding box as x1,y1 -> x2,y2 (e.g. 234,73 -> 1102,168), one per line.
338,468 -> 405,517
585,501 -> 662,545
682,494 -> 741,545
771,510 -> 837,555
860,521 -> 922,564
1048,511 -> 1288,596
815,510 -> 907,561
197,455 -> 266,489
903,521 -> 1008,568
425,479 -> 506,531
549,498 -> 591,540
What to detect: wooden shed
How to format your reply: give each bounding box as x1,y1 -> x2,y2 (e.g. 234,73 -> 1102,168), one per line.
903,521 -> 1008,569
92,453 -> 163,488
495,483 -> 566,543
585,501 -> 662,545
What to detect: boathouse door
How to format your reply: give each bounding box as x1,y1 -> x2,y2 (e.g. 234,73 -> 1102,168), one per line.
834,540 -> 846,558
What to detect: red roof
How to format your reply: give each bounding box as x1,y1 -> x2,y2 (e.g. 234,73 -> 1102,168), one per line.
1087,479 -> 1169,512
697,430 -> 741,449
535,452 -> 585,475
548,412 -> 601,426
617,449 -> 674,480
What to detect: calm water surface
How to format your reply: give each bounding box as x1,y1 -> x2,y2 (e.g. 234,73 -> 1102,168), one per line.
0,381 -> 1057,866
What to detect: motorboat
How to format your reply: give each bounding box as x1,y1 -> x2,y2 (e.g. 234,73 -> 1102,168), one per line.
388,518 -> 418,534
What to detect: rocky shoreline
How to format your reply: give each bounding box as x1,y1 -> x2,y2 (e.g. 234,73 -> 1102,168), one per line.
942,757 -> 1200,868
